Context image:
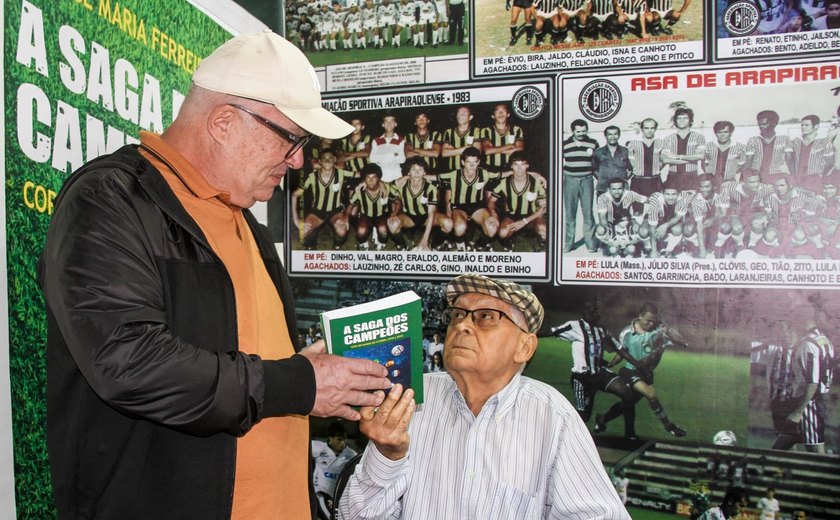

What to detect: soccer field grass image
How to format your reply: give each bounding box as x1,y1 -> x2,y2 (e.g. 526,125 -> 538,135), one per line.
525,284 -> 838,450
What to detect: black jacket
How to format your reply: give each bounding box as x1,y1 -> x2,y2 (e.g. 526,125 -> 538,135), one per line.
38,145 -> 317,519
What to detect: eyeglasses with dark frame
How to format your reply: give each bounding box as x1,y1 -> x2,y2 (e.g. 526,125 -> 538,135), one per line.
229,103 -> 313,160
441,306 -> 528,333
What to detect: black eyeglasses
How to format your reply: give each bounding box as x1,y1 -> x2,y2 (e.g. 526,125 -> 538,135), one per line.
441,306 -> 527,333
229,104 -> 313,160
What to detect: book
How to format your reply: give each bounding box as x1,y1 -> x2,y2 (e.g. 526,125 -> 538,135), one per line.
320,290 -> 424,404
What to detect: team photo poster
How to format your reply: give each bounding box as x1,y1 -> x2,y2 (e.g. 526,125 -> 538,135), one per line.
558,59 -> 840,288
277,79 -> 556,282
473,0 -> 705,76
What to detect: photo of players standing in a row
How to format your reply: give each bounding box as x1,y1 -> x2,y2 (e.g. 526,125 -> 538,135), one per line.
504,0 -> 697,46
562,105 -> 840,260
286,0 -> 467,53
289,101 -> 550,254
718,0 -> 839,38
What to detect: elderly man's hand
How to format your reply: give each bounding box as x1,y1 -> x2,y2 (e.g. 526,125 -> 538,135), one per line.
360,384 -> 415,461
301,341 -> 392,421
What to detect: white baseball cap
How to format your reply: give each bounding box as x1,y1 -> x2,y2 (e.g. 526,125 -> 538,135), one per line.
193,30 -> 353,139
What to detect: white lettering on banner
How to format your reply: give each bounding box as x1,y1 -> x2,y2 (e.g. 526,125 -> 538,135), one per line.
114,59 -> 139,124
16,0 -> 49,76
17,83 -> 51,163
52,100 -> 84,173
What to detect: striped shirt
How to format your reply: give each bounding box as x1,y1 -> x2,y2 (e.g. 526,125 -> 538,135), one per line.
692,190 -> 731,221
338,373 -> 630,520
746,135 -> 794,176
339,134 -> 371,173
661,131 -> 706,175
590,0 -> 617,16
487,175 -> 546,217
792,137 -> 834,177
597,190 -> 647,224
794,328 -> 834,396
553,319 -> 622,374
406,130 -> 442,172
647,0 -> 674,12
396,179 -> 438,218
441,126 -> 482,171
562,135 -> 598,177
350,182 -> 397,218
645,191 -> 695,225
722,180 -> 774,217
620,0 -> 648,14
300,168 -> 355,214
626,138 -> 664,177
481,124 -> 525,170
767,188 -> 812,225
439,168 -> 501,207
705,142 -> 747,182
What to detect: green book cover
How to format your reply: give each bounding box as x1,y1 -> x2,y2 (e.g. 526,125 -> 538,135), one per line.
320,291 -> 424,404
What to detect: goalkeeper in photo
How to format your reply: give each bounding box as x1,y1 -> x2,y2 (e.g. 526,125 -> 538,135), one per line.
485,151 -> 548,252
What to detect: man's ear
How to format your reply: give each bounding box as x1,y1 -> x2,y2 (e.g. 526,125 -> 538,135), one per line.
207,105 -> 235,144
514,333 -> 538,364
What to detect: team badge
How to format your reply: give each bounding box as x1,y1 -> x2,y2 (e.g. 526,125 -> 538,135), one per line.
512,86 -> 545,121
579,80 -> 621,123
723,1 -> 761,37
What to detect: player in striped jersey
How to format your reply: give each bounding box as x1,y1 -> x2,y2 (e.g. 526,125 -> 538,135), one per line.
616,0 -> 650,38
337,117 -> 371,174
595,178 -> 647,256
485,152 -> 547,251
646,0 -> 691,35
803,182 -> 840,249
438,146 -> 501,251
645,187 -> 700,257
551,300 -> 642,424
349,163 -> 399,250
585,0 -> 623,40
768,177 -> 814,237
291,150 -> 356,249
481,104 -> 525,173
405,112 -> 442,173
792,115 -> 836,193
704,121 -> 747,189
533,0 -> 566,44
660,107 -> 706,193
626,118 -> 664,207
745,110 -> 796,179
692,178 -> 741,258
441,106 -> 482,172
389,157 -> 453,250
509,0 -> 537,45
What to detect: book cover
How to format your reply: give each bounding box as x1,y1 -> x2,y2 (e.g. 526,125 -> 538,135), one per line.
320,291 -> 424,404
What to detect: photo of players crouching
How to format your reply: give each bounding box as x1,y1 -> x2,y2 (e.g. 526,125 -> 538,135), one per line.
388,157 -> 453,250
505,0 -> 695,46
563,106 -> 840,260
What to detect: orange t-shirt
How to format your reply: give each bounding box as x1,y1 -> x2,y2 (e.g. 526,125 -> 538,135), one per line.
139,132 -> 310,519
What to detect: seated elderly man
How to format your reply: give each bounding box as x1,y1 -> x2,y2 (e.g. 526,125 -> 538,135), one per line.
338,274 -> 630,519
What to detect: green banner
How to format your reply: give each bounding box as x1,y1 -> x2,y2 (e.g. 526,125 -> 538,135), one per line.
4,0 -> 231,516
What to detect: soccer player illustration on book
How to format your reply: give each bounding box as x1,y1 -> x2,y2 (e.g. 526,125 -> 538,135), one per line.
389,157 -> 453,251
291,149 -> 356,249
551,300 -> 647,426
348,163 -> 399,250
405,112 -> 442,173
441,106 -> 483,173
485,151 -> 547,252
596,303 -> 688,439
481,103 -> 525,174
438,146 -> 501,251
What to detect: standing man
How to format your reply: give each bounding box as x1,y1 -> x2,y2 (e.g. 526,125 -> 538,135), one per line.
405,111 -> 442,173
449,0 -> 467,45
792,115 -> 835,193
38,32 -> 391,520
339,274 -> 631,519
441,105 -> 483,173
705,121 -> 747,188
337,116 -> 371,174
562,118 -> 599,253
626,118 -> 665,203
746,109 -> 796,179
661,107 -> 706,192
369,110 -> 406,182
481,103 -> 526,173
756,487 -> 780,520
593,125 -> 632,196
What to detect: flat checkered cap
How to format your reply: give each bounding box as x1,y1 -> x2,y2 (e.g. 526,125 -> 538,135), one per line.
445,274 -> 544,333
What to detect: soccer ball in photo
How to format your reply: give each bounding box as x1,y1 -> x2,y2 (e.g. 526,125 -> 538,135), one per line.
713,430 -> 737,446
391,344 -> 405,357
